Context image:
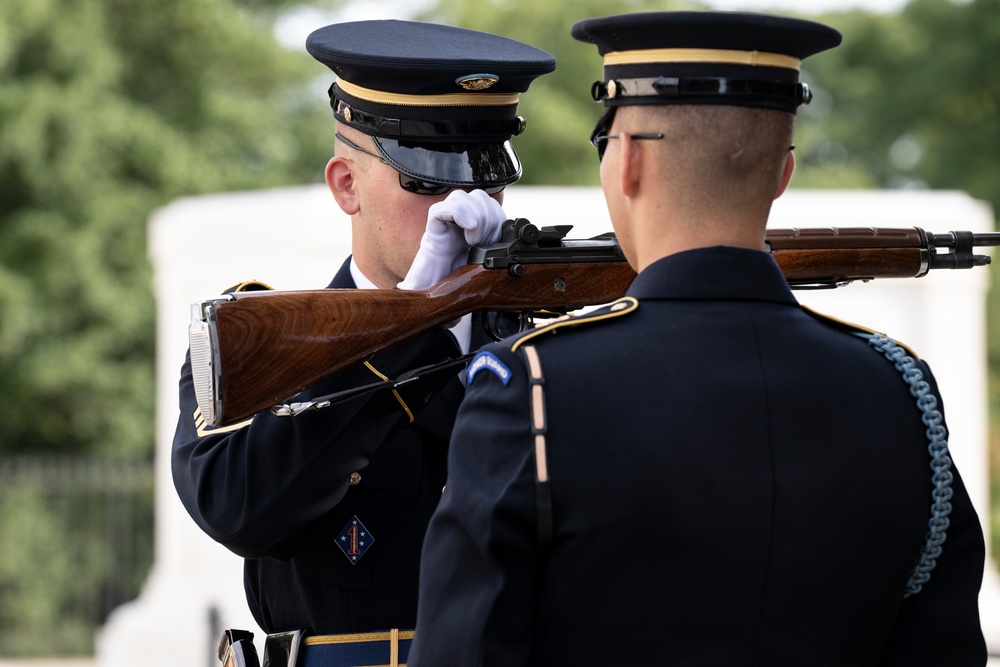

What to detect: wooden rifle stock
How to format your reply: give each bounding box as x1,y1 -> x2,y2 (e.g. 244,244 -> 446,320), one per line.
189,222 -> 998,427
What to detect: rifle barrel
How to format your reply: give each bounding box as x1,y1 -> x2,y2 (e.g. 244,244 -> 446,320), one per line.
928,232 -> 1000,247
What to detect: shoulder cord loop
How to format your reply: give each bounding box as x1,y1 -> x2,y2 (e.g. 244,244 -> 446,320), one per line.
521,345 -> 553,553
864,333 -> 954,597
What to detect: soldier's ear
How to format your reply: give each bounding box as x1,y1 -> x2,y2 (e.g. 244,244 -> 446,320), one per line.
326,156 -> 360,215
775,151 -> 795,200
619,133 -> 642,199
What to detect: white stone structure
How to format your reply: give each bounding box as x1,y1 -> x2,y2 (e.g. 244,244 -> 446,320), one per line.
95,186 -> 999,665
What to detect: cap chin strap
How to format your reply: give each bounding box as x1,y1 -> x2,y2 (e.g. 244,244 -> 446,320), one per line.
591,76 -> 812,109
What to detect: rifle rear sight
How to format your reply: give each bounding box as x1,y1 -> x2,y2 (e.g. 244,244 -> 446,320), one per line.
469,219 -> 628,277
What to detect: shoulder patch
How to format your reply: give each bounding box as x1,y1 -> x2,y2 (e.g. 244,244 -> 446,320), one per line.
224,280 -> 274,294
467,351 -> 513,385
511,297 -> 639,352
801,305 -> 920,359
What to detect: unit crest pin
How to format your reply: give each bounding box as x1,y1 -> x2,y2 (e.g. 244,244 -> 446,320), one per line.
456,74 -> 499,91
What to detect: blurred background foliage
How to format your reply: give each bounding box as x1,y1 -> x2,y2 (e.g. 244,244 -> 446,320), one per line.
0,0 -> 998,657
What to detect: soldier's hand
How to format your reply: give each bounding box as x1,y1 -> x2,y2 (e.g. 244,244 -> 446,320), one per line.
397,189 -> 506,290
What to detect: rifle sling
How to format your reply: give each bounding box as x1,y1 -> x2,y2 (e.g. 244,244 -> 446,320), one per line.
270,354 -> 475,417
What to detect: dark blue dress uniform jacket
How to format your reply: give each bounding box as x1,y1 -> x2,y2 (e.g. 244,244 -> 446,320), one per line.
171,257 -> 507,635
410,246 -> 987,666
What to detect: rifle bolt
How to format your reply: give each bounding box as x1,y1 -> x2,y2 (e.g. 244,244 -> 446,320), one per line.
509,264 -> 525,277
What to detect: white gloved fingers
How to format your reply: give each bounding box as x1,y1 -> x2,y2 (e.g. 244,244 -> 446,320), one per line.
426,189 -> 507,248
454,189 -> 508,246
397,189 -> 508,291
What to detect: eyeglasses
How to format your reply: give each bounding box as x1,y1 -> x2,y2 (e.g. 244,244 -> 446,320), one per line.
589,108 -> 664,161
591,132 -> 665,161
335,132 -> 506,196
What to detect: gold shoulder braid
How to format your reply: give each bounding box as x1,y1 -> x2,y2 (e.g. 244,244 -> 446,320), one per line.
226,280 -> 274,294
511,297 -> 638,352
800,305 -> 919,359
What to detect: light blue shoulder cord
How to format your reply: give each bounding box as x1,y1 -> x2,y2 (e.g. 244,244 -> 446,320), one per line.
863,332 -> 954,597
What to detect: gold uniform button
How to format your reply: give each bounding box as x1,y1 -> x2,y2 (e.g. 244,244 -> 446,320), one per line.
349,472 -> 362,486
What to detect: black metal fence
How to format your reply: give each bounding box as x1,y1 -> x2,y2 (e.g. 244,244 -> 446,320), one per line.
0,456 -> 154,657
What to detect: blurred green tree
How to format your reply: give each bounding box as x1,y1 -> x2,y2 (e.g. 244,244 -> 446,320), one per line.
801,0 -> 1000,202
0,486 -> 107,654
0,0 -> 338,655
0,0 -> 336,458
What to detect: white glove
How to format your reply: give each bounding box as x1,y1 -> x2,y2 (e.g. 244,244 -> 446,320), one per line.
397,189 -> 507,291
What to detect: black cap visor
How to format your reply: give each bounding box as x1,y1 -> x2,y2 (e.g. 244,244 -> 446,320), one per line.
373,137 -> 521,189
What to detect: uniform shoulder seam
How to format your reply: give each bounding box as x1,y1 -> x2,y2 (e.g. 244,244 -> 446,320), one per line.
800,305 -> 920,359
510,297 -> 638,352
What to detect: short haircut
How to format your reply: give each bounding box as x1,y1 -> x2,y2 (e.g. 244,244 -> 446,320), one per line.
621,104 -> 793,210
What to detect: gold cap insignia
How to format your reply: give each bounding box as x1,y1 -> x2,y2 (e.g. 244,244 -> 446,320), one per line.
335,99 -> 353,123
456,74 -> 499,91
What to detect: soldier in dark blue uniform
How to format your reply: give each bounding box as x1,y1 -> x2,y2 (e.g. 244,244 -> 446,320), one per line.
410,12 -> 987,666
170,20 -> 554,667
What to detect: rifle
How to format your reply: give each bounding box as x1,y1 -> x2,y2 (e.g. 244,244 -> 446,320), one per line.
189,219 -> 999,427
